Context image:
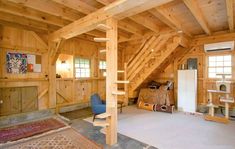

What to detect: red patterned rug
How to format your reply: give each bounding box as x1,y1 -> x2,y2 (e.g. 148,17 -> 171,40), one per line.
0,118 -> 66,144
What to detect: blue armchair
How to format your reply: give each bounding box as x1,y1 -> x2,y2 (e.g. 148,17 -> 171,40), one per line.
90,93 -> 106,121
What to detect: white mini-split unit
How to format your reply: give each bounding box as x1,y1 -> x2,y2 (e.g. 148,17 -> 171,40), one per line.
204,41 -> 234,52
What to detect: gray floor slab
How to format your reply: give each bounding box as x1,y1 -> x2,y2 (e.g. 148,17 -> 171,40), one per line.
71,119 -> 157,149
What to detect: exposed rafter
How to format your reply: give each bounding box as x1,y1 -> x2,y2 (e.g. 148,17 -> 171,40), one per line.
118,19 -> 144,36
49,0 -> 174,42
52,0 -> 96,15
1,0 -> 130,41
192,32 -> 235,46
52,0 -> 144,36
129,14 -> 160,33
96,0 -> 169,34
8,0 -> 84,21
0,0 -> 70,27
0,11 -> 58,33
183,0 -> 211,35
225,0 -> 234,32
149,6 -> 192,37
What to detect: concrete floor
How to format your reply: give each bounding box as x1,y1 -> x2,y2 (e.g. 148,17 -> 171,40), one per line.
61,107 -> 93,120
116,106 -> 235,149
5,105 -> 234,149
61,107 -> 157,149
71,119 -> 157,149
81,106 -> 235,149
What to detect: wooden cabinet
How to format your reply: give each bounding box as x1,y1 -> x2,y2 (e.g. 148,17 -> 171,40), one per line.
0,87 -> 38,116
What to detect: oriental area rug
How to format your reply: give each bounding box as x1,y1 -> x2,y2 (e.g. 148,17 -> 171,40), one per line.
2,127 -> 103,149
0,118 -> 65,144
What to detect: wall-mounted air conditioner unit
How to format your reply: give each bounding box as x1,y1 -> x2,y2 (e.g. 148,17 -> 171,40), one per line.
204,41 -> 234,52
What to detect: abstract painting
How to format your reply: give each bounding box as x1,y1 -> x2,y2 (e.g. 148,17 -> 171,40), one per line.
6,53 -> 27,74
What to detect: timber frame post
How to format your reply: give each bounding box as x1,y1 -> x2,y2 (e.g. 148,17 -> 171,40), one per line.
48,41 -> 57,109
105,17 -> 118,145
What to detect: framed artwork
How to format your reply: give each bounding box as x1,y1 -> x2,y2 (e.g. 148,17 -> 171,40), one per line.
6,52 -> 42,74
27,54 -> 42,73
6,53 -> 27,74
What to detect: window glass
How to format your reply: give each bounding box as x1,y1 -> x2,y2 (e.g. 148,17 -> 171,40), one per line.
75,58 -> 90,78
208,55 -> 232,78
99,61 -> 106,77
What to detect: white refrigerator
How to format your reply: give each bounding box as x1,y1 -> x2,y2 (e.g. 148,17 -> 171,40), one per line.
177,70 -> 197,113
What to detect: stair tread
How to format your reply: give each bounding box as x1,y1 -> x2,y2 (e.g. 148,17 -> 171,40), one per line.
115,80 -> 129,84
96,113 -> 111,119
93,121 -> 109,127
94,38 -> 110,42
117,70 -> 125,73
112,90 -> 125,95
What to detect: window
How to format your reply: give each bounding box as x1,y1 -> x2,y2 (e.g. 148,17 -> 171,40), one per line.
99,61 -> 106,77
99,61 -> 106,69
208,55 -> 232,78
75,58 -> 90,78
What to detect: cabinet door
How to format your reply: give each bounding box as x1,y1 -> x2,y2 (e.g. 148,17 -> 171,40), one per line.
21,87 -> 38,113
177,70 -> 186,111
0,88 -> 21,116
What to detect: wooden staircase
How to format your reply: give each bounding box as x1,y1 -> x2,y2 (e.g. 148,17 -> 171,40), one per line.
126,34 -> 184,95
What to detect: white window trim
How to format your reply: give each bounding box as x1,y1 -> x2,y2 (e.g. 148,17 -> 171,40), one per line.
74,57 -> 91,78
207,54 -> 232,79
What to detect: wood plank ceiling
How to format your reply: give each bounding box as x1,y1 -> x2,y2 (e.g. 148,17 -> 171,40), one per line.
0,0 -> 234,43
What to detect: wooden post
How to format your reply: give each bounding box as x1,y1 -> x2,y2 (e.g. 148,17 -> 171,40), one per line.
48,42 -> 57,109
124,62 -> 128,106
105,18 -> 118,145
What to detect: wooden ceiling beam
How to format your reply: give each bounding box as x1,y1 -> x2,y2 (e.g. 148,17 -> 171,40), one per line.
0,0 -> 70,27
149,7 -> 192,37
54,0 -> 144,36
96,0 -> 115,5
0,11 -> 58,33
114,0 -> 174,20
49,0 -> 173,42
0,0 -> 129,42
118,20 -> 143,36
52,0 -> 96,14
191,32 -> 235,46
226,0 -> 234,32
97,0 -> 165,34
129,14 -> 160,33
183,0 -> 211,35
7,0 -> 84,21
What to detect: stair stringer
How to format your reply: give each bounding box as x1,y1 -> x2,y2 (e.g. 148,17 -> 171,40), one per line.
128,35 -> 181,93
